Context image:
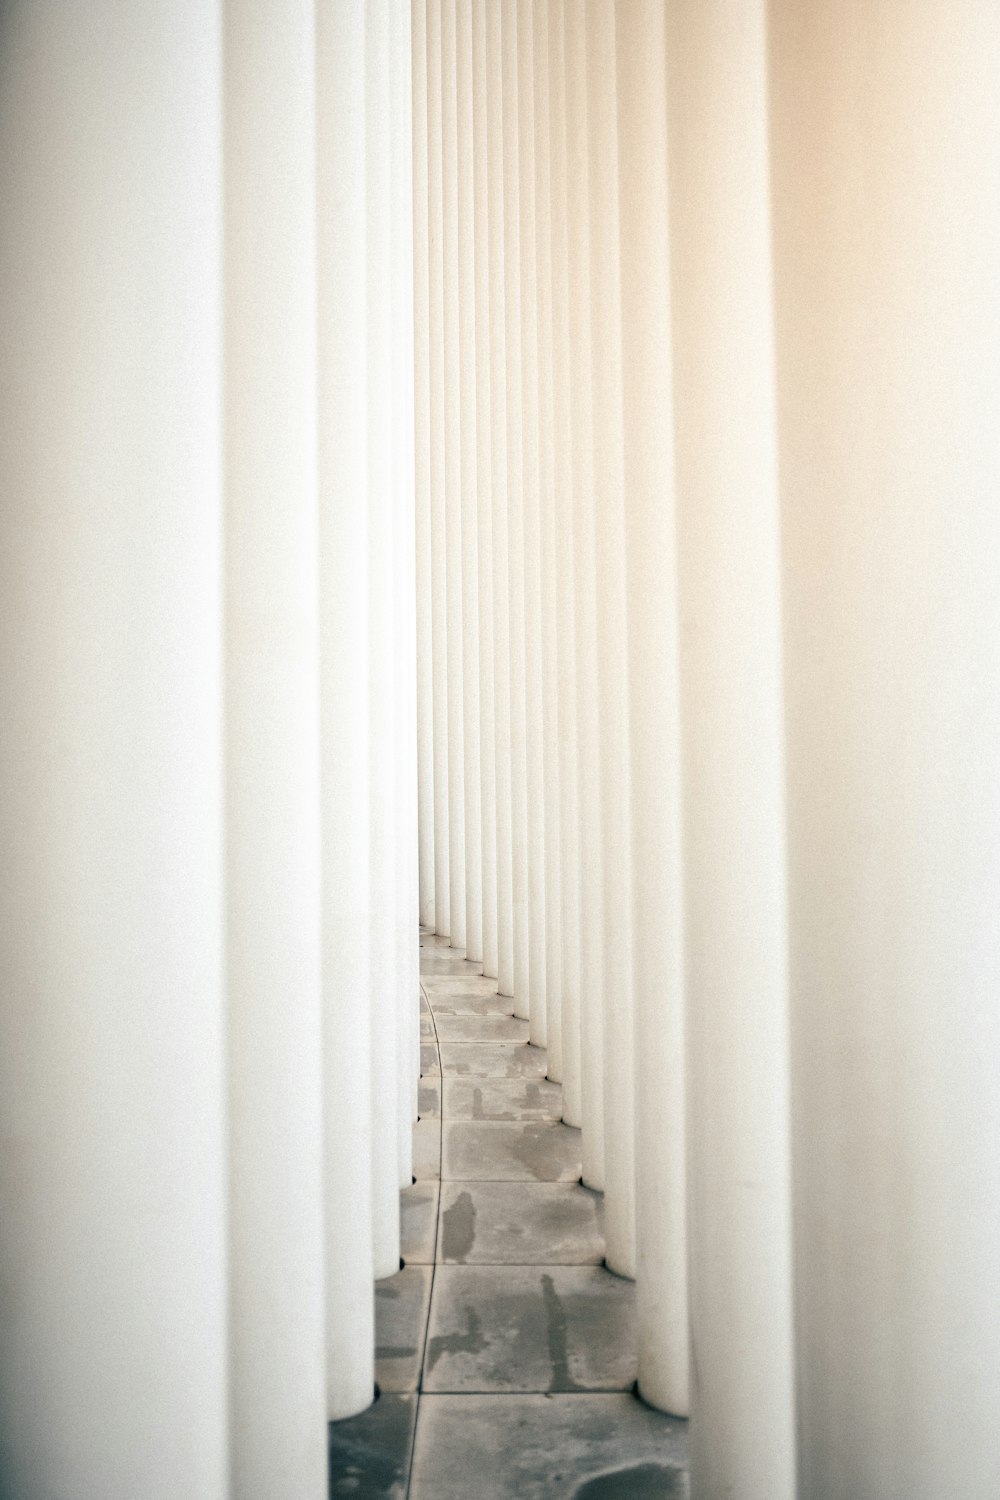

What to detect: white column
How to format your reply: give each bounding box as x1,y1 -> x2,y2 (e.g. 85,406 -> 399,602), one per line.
225,3 -> 327,1492
441,0 -> 466,951
772,5 -> 1000,1495
0,6 -> 227,1496
317,0 -> 376,1416
548,0 -> 582,1123
413,0 -> 436,932
501,2 -> 530,1020
366,0 -> 402,1280
426,0 -> 451,939
487,0 -> 515,998
616,0 -> 689,1417
457,0 -> 482,964
534,2 -> 560,1061
392,0 -> 419,1185
473,0 -> 498,982
666,2 -> 795,1491
564,2 -> 605,1193
518,0 -> 548,1049
587,0 -> 635,1261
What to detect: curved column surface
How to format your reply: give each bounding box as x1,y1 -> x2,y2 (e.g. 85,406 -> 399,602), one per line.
771,3 -> 1000,1495
667,1 -> 795,1491
318,0 -> 376,1414
564,1 -> 605,1193
472,0 -> 499,982
586,0 -> 634,1266
616,0 -> 689,1417
225,1 -> 328,1489
366,0 -> 402,1280
533,1 -> 560,1062
0,5 -> 227,1494
548,0 -> 582,1125
426,0 -> 451,939
518,0 -> 548,1052
413,0 -> 436,931
456,0 -> 482,964
486,0 -> 515,998
501,2 -> 530,1020
441,0 -> 466,952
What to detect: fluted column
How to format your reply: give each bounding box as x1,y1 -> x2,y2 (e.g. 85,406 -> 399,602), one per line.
587,0 -> 635,1271
413,0 -> 436,932
0,6 -> 227,1494
534,1 -> 560,1061
617,0 -> 689,1417
487,0 -> 515,997
772,4 -> 1000,1495
472,0 -> 498,982
564,1 -> 605,1192
667,1 -> 795,1490
225,2 -> 327,1489
548,0 -> 582,1123
317,0 -> 376,1414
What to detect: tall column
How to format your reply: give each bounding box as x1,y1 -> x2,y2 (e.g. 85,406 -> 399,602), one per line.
487,0 -> 515,997
441,0 -> 466,951
519,0 -> 548,1050
0,6 -> 227,1496
392,0 -> 419,1185
472,0 -> 498,982
317,0 -> 376,1415
225,2 -> 327,1492
456,0 -> 482,964
366,0 -> 402,1280
413,0 -> 436,932
534,2 -> 560,1062
426,0 -> 451,938
667,2 -> 795,1491
502,2 -> 530,1019
548,0 -> 582,1123
616,0 -> 689,1417
564,2 -> 604,1192
587,0 -> 634,1266
771,4 -> 1000,1495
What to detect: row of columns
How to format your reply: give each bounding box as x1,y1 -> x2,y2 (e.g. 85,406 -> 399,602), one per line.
0,4 -> 418,1498
415,3 -> 1000,1498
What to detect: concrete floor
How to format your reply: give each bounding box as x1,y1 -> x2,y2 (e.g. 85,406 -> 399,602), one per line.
329,934 -> 689,1499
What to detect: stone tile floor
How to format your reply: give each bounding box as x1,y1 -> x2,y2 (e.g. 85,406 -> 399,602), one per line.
329,932 -> 689,1499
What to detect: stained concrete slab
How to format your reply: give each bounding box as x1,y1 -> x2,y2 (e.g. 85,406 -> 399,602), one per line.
443,1076 -> 564,1122
400,1181 -> 439,1264
375,1264 -> 432,1393
329,1392 -> 416,1500
437,1042 -> 547,1079
422,1265 -> 637,1393
442,1120 -> 582,1182
419,1042 -> 440,1077
418,1077 -> 441,1118
438,1182 -> 604,1265
409,1394 -> 688,1500
434,1014 -> 530,1043
412,1116 -> 441,1182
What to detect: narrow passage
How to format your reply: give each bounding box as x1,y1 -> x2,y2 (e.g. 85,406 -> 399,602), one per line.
329,936 -> 689,1498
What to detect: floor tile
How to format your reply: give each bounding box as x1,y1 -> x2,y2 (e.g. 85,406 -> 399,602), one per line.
420,954 -> 484,976
409,1394 -> 688,1500
427,991 -> 515,1017
400,1181 -> 439,1263
422,1265 -> 637,1393
418,1077 -> 441,1118
420,1013 -> 435,1038
442,1121 -> 582,1182
419,988 -> 431,1013
329,1392 -> 417,1500
419,933 -> 454,950
437,1042 -> 547,1079
412,1116 -> 441,1181
435,1014 -> 530,1044
419,1042 -> 440,1076
421,974 -> 505,996
375,1264 -> 432,1393
438,1182 -> 604,1265
443,1076 -> 563,1122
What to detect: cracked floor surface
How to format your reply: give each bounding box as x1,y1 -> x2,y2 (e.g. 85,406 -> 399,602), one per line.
329,933 -> 689,1499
